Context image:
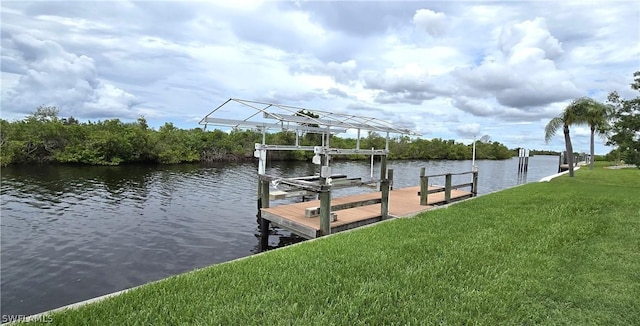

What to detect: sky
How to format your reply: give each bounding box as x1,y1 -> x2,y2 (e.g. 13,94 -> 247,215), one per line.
1,1 -> 639,154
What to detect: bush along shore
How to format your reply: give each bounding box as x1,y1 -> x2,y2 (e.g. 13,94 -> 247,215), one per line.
20,164 -> 639,325
0,107 -> 518,166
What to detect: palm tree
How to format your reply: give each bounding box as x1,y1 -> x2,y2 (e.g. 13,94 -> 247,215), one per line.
575,97 -> 613,170
545,98 -> 588,177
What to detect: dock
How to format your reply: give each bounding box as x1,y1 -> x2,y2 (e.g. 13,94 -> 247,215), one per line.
199,99 -> 479,245
261,185 -> 473,239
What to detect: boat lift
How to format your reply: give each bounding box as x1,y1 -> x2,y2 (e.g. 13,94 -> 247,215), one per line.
199,98 -> 420,239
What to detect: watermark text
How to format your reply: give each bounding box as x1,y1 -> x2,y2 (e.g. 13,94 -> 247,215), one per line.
2,314 -> 53,324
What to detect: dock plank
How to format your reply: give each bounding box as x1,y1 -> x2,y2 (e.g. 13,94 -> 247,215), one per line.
262,185 -> 473,239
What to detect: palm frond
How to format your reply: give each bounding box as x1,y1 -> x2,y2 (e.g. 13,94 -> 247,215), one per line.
564,97 -> 593,125
544,117 -> 564,143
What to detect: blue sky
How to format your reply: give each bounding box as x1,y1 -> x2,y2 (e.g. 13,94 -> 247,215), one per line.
1,1 -> 639,154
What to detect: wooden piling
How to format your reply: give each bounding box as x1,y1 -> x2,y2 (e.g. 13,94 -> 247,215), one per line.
472,171 -> 479,196
258,178 -> 271,247
419,167 -> 428,206
379,155 -> 390,220
381,179 -> 390,220
256,178 -> 262,223
379,155 -> 387,186
257,177 -> 269,223
388,168 -> 394,190
260,214 -> 270,251
260,179 -> 270,211
444,174 -> 452,203
557,153 -> 562,173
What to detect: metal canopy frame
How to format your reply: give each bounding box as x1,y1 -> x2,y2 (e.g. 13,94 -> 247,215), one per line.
199,98 -> 420,136
199,98 -> 420,177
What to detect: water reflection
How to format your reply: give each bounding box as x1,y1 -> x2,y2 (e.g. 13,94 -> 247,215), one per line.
517,171 -> 528,184
252,225 -> 306,253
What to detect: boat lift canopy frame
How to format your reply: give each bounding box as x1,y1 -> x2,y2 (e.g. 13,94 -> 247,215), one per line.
199,98 -> 420,176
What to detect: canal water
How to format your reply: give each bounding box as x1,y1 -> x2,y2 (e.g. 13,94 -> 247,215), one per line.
1,156 -> 558,316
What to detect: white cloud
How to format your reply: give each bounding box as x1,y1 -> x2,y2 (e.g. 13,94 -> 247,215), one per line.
362,63 -> 455,105
451,96 -> 504,117
572,127 -> 591,137
498,17 -> 563,59
0,1 -> 637,154
413,9 -> 447,37
454,17 -> 582,113
456,123 -> 481,138
1,34 -> 140,119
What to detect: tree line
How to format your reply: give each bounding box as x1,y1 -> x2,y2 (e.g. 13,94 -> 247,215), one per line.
0,107 -> 516,166
544,71 -> 640,176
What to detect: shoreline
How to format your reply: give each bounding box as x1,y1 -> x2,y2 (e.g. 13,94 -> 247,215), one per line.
7,166 -> 571,324
11,164 -> 636,324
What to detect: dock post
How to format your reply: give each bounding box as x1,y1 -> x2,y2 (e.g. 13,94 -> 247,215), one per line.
379,155 -> 389,220
258,177 -> 271,248
378,154 -> 388,191
319,154 -> 332,236
256,178 -> 262,223
444,173 -> 452,203
472,170 -> 479,196
256,143 -> 267,223
260,179 -> 270,210
260,215 -> 270,251
388,168 -> 394,190
381,179 -> 390,220
319,185 -> 331,236
419,167 -> 428,206
257,176 -> 270,224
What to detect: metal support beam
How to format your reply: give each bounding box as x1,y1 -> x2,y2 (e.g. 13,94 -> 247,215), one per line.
319,154 -> 332,236
202,117 -> 347,134
319,185 -> 331,236
312,146 -> 387,156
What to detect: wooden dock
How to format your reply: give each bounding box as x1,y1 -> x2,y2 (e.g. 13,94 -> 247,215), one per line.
261,186 -> 473,239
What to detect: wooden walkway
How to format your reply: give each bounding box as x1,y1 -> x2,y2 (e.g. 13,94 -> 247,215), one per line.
261,186 -> 472,239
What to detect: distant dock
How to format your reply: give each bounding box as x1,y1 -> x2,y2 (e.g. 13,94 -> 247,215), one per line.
261,185 -> 473,239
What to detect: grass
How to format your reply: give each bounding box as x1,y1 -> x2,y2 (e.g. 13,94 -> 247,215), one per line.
25,166 -> 640,325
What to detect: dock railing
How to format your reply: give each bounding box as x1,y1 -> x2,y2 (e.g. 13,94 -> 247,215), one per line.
258,165 -> 393,237
419,168 -> 478,205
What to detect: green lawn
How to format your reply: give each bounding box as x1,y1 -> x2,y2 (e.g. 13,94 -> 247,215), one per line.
26,166 -> 640,325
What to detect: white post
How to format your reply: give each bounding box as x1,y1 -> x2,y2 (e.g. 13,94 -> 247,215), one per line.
370,147 -> 374,178
255,144 -> 267,175
326,127 -> 330,149
385,132 -> 389,151
471,136 -> 477,171
258,149 -> 266,175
